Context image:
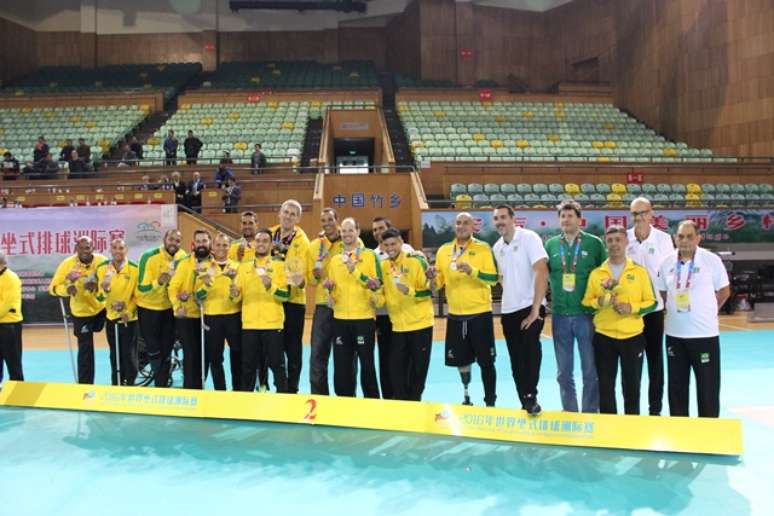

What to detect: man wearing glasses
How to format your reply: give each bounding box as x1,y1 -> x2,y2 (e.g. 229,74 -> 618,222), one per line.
626,197 -> 674,415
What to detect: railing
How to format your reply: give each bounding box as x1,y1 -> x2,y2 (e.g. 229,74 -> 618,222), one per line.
417,155 -> 774,165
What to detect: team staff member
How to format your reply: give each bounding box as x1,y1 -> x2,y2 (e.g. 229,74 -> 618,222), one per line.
492,205 -> 548,416
656,220 -> 730,418
96,239 -> 139,386
231,229 -> 290,392
270,199 -> 310,394
626,197 -> 674,416
372,216 -> 416,399
545,200 -> 606,413
169,229 -> 211,390
327,217 -> 383,399
199,233 -> 242,391
137,229 -> 185,387
49,236 -> 106,384
0,253 -> 23,383
582,225 -> 657,415
428,212 -> 499,407
379,229 -> 433,401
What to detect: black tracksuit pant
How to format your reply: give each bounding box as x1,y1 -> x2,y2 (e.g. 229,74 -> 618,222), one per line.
333,318 -> 379,398
642,310 -> 665,415
501,306 -> 545,409
0,322 -> 23,382
667,335 -> 721,418
105,319 -> 138,386
242,329 -> 287,393
177,317 -> 203,390
593,332 -> 646,415
375,314 -> 394,399
204,313 -> 242,390
283,302 -> 305,394
390,326 -> 432,401
71,310 -> 106,385
138,307 -> 176,387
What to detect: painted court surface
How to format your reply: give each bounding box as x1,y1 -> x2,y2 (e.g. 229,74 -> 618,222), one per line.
1,330 -> 773,515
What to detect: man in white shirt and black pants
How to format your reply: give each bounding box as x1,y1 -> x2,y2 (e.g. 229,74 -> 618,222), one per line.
626,197 -> 674,415
492,205 -> 549,416
656,220 -> 730,418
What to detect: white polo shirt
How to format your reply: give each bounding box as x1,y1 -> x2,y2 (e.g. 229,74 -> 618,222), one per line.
493,227 -> 548,314
655,247 -> 729,339
626,225 -> 674,311
374,243 -> 414,317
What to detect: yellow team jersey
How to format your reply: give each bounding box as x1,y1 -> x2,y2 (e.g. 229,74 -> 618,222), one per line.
327,247 -> 384,320
198,259 -> 241,316
434,238 -> 498,316
0,268 -> 23,324
96,260 -> 139,322
168,254 -> 208,319
269,225 -> 310,305
228,237 -> 256,264
582,258 -> 657,340
48,254 -> 107,317
136,245 -> 186,311
234,255 -> 289,330
307,234 -> 363,305
380,251 -> 434,332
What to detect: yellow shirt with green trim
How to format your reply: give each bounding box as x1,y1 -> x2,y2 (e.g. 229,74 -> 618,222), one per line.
168,253 -> 208,319
434,237 -> 498,316
198,258 -> 241,316
269,224 -> 310,306
228,237 -> 256,264
380,251 -> 434,332
328,247 -> 384,320
581,257 -> 657,340
136,245 -> 186,311
234,255 -> 289,330
307,234 -> 364,305
96,260 -> 139,322
48,254 -> 107,317
0,268 -> 23,324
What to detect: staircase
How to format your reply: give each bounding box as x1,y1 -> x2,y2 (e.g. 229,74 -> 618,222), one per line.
300,118 -> 323,169
379,72 -> 414,169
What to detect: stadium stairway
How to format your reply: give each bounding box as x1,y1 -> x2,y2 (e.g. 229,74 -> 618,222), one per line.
300,117 -> 323,168
379,73 -> 414,168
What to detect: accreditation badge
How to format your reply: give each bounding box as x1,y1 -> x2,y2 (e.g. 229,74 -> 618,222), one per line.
675,291 -> 691,313
562,273 -> 576,292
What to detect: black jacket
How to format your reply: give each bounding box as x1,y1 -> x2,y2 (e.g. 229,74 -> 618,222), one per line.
184,137 -> 203,158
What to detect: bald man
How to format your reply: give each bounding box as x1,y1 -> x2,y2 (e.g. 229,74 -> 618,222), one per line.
49,236 -> 107,384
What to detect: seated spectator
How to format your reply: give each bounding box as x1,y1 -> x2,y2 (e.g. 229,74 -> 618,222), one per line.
67,150 -> 94,179
33,136 -> 49,163
60,139 -> 75,162
77,138 -> 91,162
250,143 -> 267,175
118,144 -> 138,167
184,130 -> 203,165
2,151 -> 21,180
24,153 -> 59,179
220,151 -> 234,165
222,177 -> 241,214
188,171 -> 204,213
137,174 -> 152,191
157,175 -> 172,191
171,171 -> 187,205
129,136 -> 144,162
215,163 -> 233,188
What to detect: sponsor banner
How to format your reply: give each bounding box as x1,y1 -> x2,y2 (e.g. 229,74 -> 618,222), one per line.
422,209 -> 774,250
0,205 -> 177,323
0,381 -> 743,456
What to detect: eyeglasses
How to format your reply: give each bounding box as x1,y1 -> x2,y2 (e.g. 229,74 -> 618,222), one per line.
630,210 -> 651,217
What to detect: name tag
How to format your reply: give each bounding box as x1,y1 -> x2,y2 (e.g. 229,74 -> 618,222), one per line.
676,291 -> 691,313
562,273 -> 576,292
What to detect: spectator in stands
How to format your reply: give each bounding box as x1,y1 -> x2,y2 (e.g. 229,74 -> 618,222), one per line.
118,144 -> 138,167
26,153 -> 59,179
77,138 -> 91,162
220,151 -> 234,165
67,150 -> 93,179
59,139 -> 75,162
215,162 -> 233,188
188,171 -> 204,213
129,136 -> 144,162
222,177 -> 241,214
2,151 -> 20,180
138,174 -> 152,191
157,175 -> 172,191
251,143 -> 267,175
184,130 -> 203,165
33,136 -> 49,163
164,130 -> 178,166
171,171 -> 187,205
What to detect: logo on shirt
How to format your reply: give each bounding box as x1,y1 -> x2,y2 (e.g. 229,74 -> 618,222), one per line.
626,274 -> 635,281
648,247 -> 655,254
700,352 -> 711,364
581,251 -> 588,257
356,335 -> 365,346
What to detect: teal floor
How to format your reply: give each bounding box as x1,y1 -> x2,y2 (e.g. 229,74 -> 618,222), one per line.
1,331 -> 773,515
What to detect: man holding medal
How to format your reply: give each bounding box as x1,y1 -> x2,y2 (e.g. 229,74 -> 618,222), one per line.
229,211 -> 258,264
96,239 -> 139,386
545,200 -> 606,412
49,236 -> 107,384
198,233 -> 242,391
270,199 -> 310,394
656,220 -> 730,417
427,212 -> 499,407
326,217 -> 383,398
231,229 -> 290,393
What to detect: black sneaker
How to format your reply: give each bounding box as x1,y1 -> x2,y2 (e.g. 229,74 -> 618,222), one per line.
462,395 -> 473,406
527,402 -> 542,417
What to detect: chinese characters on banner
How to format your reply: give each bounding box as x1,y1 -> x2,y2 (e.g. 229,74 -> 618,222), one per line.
331,192 -> 402,210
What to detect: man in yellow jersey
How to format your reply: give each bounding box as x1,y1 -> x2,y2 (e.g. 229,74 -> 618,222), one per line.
229,210 -> 258,264
231,229 -> 290,392
379,229 -> 434,401
136,229 -> 185,387
0,253 -> 24,383
427,212 -> 498,406
96,239 -> 139,386
582,225 -> 657,415
269,199 -> 310,394
169,229 -> 211,390
49,236 -> 106,384
199,233 -> 242,391
327,217 -> 383,398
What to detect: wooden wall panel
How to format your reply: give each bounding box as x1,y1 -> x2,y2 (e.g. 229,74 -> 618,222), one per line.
0,17 -> 37,85
386,0 -> 421,79
218,31 -> 333,63
96,33 -> 203,65
419,0 -> 457,81
454,2 -> 475,86
36,32 -> 81,67
338,27 -> 387,69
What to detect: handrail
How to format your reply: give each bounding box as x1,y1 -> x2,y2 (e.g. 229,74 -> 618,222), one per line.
178,205 -> 239,238
0,176 -> 316,193
422,156 -> 774,165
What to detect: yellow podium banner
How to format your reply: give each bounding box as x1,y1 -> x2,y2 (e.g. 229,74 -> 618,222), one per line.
0,381 -> 743,456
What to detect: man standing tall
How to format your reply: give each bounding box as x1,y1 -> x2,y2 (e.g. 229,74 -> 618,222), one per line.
428,212 -> 499,407
656,220 -> 730,418
0,253 -> 23,383
492,205 -> 548,415
545,200 -> 606,413
49,236 -> 106,384
626,196 -> 675,415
